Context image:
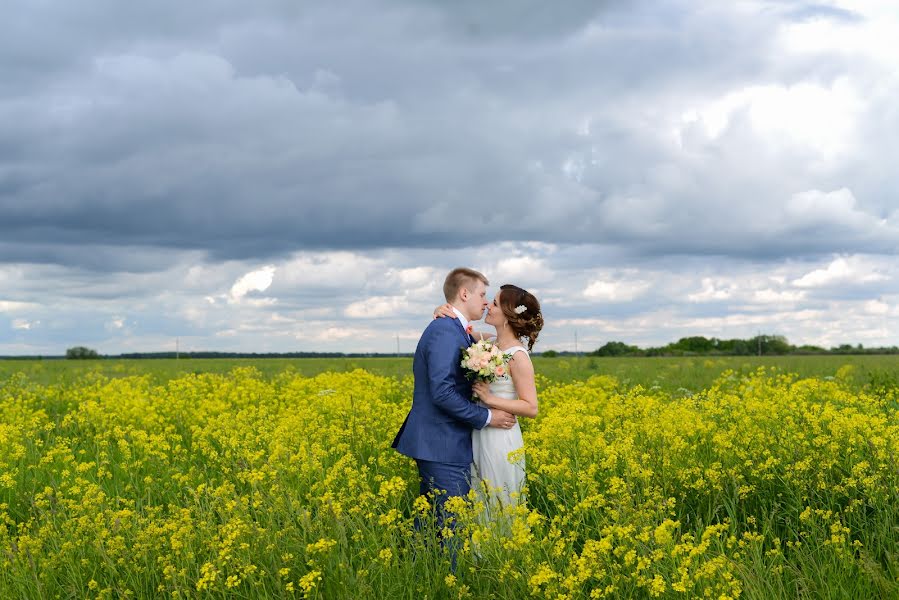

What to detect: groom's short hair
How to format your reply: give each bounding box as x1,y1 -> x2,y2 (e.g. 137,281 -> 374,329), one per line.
443,267 -> 489,301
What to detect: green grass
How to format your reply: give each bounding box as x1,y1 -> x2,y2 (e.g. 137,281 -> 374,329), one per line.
0,356 -> 897,598
2,354 -> 896,392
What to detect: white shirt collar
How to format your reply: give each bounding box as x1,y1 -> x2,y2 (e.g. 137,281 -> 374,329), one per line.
452,307 -> 469,332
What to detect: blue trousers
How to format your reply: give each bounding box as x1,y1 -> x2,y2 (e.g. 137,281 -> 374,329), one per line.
415,459 -> 470,571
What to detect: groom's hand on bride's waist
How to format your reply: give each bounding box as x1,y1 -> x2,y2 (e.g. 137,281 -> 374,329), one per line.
487,409 -> 516,429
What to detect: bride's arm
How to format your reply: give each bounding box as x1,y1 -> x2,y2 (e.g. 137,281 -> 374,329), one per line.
432,303 -> 495,340
471,355 -> 538,418
470,330 -> 495,341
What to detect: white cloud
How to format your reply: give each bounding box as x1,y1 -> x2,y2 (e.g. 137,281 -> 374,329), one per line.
0,300 -> 37,312
2,246 -> 898,355
688,278 -> 734,302
241,297 -> 278,308
681,79 -> 862,158
752,289 -> 806,304
229,265 -> 276,303
277,253 -> 381,289
387,267 -> 436,289
583,278 -> 651,302
679,309 -> 825,332
344,296 -> 410,319
494,256 -> 552,282
554,317 -> 617,328
863,299 -> 890,315
12,319 -> 37,330
782,2 -> 899,70
304,326 -> 377,341
792,256 -> 888,288
782,188 -> 887,233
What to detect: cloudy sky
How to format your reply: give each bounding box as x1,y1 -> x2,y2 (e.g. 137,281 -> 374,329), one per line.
2,0 -> 898,355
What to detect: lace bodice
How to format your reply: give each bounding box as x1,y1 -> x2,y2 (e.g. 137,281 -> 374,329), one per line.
488,345 -> 529,399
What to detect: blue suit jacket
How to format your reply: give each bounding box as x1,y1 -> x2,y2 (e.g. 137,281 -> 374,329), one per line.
392,316 -> 490,464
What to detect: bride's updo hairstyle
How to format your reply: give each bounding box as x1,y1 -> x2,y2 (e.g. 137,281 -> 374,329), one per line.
498,284 -> 544,351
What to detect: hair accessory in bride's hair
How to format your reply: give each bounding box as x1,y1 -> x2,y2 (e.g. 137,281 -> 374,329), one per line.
514,305 -> 527,315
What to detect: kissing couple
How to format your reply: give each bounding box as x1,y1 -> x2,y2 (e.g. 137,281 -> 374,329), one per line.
392,267 -> 544,553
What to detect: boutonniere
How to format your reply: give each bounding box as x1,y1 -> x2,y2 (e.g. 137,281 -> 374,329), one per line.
465,324 -> 474,335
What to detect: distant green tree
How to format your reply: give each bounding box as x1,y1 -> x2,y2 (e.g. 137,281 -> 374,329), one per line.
541,350 -> 559,358
66,346 -> 99,359
796,345 -> 826,354
671,336 -> 716,353
748,335 -> 792,355
767,335 -> 792,354
716,339 -> 751,355
591,341 -> 640,357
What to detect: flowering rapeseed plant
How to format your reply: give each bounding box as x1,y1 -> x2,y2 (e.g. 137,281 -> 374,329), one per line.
0,364 -> 896,598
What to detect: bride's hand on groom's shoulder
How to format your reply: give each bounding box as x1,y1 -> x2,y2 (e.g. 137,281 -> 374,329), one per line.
433,303 -> 455,319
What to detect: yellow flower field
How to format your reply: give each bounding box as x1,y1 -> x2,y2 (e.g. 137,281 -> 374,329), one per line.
1,365 -> 897,598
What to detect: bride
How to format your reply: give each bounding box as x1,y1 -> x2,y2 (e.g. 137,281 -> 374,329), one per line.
436,284 -> 544,516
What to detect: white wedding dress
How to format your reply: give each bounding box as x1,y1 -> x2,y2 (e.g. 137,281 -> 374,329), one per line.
471,345 -> 528,519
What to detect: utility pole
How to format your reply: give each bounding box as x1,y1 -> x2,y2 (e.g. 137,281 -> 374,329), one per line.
396,334 -> 400,357
176,337 -> 180,360
757,331 -> 761,356
574,330 -> 579,356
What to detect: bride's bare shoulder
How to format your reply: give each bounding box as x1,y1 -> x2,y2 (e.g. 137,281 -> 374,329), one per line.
507,347 -> 532,366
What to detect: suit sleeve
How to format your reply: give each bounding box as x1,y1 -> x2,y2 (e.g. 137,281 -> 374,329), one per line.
426,323 -> 490,430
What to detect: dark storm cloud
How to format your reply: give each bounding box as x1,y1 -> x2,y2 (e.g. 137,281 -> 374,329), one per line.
1,0 -> 897,274
406,0 -> 622,41
0,240 -> 193,272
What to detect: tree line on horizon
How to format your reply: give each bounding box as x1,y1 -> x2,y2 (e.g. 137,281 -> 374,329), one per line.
55,350 -> 396,360
563,334 -> 899,357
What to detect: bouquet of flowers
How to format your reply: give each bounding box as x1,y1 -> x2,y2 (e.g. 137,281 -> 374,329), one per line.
460,339 -> 509,384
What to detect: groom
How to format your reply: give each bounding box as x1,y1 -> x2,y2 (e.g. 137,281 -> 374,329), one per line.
392,267 -> 517,555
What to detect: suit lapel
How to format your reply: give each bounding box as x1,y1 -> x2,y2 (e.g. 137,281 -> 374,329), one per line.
456,319 -> 472,346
